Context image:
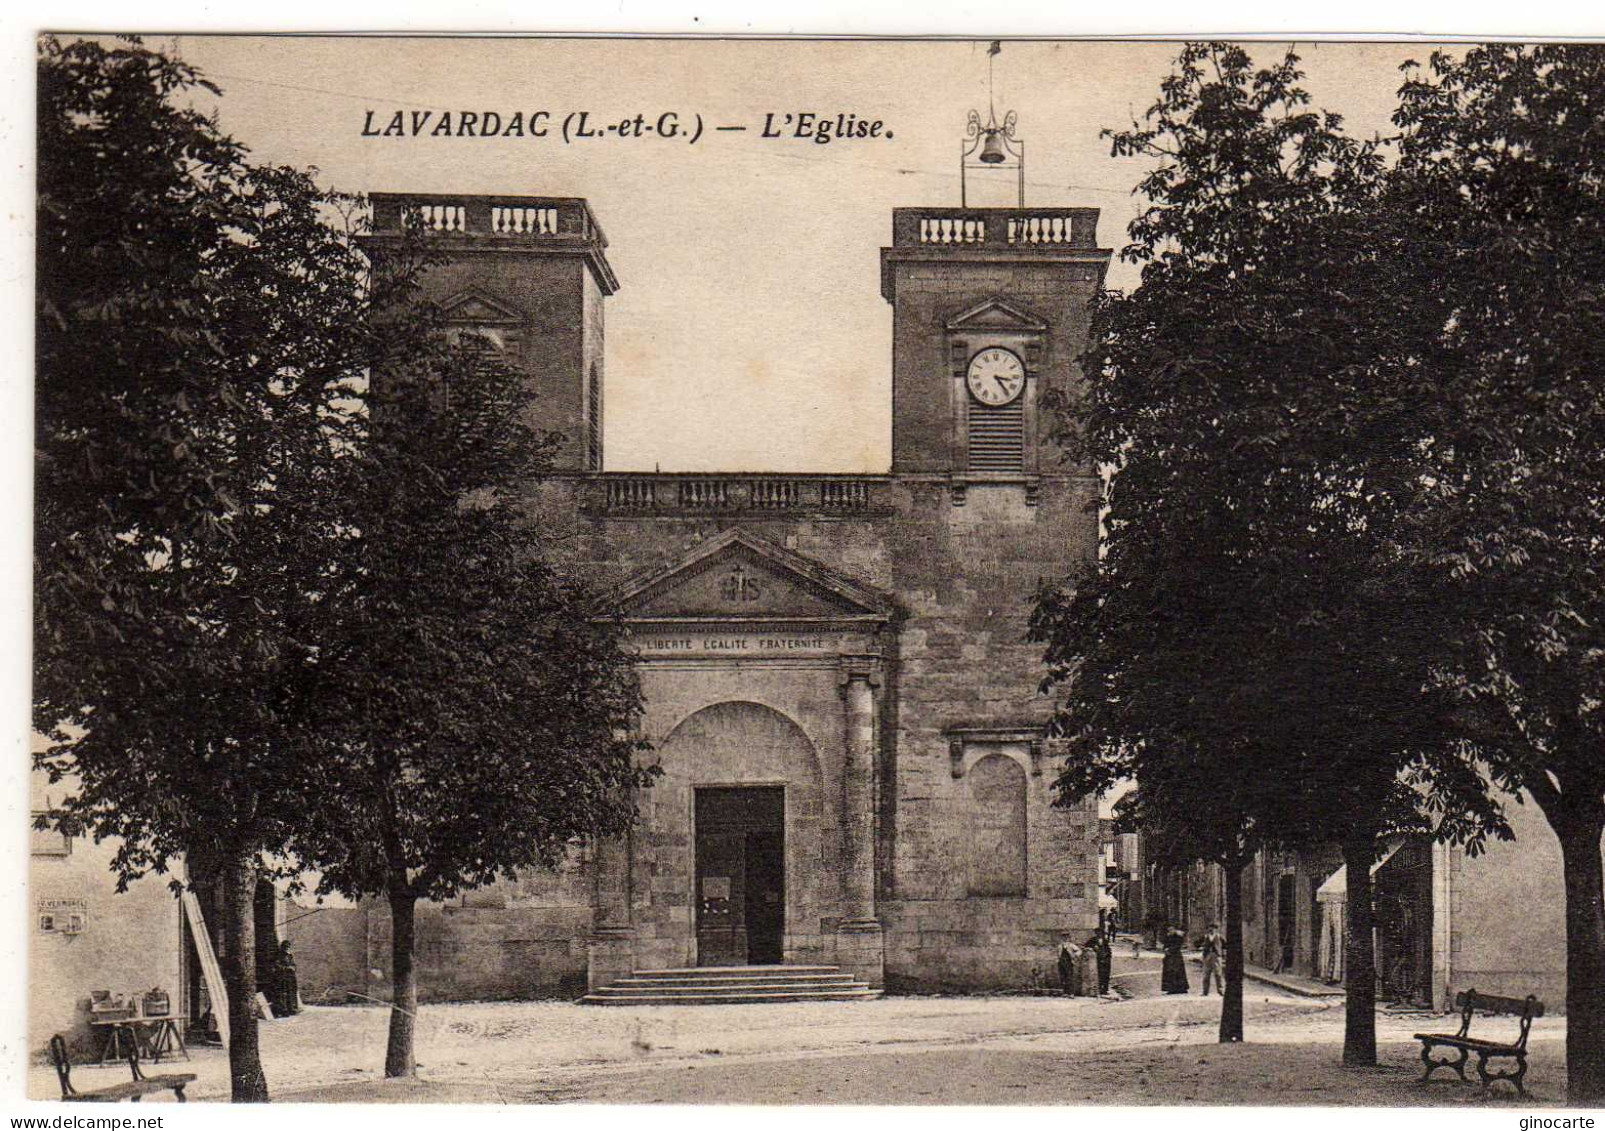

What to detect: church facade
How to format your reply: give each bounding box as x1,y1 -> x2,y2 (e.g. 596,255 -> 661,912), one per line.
286,188 -> 1111,999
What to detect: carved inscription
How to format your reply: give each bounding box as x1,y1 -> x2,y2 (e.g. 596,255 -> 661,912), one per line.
634,632 -> 844,657
719,565 -> 762,603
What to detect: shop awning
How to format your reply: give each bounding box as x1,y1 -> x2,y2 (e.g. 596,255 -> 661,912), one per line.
1098,890 -> 1119,910
1315,840 -> 1404,904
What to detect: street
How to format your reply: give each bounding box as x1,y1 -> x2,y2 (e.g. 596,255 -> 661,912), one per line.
30,952 -> 1569,1105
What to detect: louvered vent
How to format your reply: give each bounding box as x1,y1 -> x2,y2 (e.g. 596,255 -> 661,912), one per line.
968,398 -> 1025,471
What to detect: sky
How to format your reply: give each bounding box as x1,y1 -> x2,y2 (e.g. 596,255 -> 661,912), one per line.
162,37 -> 1440,473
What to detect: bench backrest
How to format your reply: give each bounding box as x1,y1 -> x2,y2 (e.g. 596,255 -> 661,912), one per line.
1452,989 -> 1544,1049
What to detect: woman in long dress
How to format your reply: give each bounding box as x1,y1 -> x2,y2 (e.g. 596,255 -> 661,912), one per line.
1161,927 -> 1190,994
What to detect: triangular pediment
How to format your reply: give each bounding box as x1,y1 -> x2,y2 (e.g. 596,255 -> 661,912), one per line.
944,297 -> 1048,333
439,286 -> 524,325
610,530 -> 893,623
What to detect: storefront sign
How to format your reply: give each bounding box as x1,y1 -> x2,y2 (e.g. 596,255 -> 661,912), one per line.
38,898 -> 88,933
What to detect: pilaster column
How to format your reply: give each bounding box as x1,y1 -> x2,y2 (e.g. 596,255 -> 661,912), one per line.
837,655 -> 885,986
587,826 -> 635,991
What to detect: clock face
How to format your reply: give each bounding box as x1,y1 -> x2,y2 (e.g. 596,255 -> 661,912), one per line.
966,347 -> 1026,406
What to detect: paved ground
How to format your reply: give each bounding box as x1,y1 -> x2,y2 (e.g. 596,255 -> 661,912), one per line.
29,950 -> 1571,1106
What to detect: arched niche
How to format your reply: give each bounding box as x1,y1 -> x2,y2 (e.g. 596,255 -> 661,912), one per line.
968,753 -> 1029,898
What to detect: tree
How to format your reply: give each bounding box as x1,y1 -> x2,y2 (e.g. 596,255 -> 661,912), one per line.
1393,44 -> 1605,1102
291,309 -> 654,1079
1032,42 -> 1508,1066
35,36 -> 399,1101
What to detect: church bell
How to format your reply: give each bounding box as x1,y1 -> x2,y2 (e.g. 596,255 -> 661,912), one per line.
956,51 -> 1020,206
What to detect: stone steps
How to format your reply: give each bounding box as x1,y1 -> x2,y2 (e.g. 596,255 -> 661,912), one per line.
579,964 -> 881,1005
602,975 -> 861,989
628,964 -> 843,978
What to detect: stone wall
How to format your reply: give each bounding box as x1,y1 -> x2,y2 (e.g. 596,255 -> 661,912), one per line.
518,469 -> 1102,991
290,853 -> 596,1006
284,467 -> 1104,997
410,251 -> 596,471
29,773 -> 183,1057
1450,791 -> 1572,1009
282,898 -> 369,1005
885,246 -> 1103,474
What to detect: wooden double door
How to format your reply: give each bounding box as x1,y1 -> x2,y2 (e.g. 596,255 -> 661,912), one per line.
695,787 -> 785,966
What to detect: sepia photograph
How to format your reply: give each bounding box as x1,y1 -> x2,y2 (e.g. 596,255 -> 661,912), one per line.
22,22 -> 1605,1117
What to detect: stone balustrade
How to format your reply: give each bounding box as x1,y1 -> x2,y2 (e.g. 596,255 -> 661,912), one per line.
597,475 -> 884,515
892,207 -> 1101,250
366,193 -> 618,294
369,193 -> 608,247
1007,214 -> 1078,246
919,216 -> 988,245
491,204 -> 561,236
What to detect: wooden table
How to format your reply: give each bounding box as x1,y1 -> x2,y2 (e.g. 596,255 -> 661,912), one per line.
90,1016 -> 188,1067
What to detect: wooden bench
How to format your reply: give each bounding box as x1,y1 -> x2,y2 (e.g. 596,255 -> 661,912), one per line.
1415,990 -> 1543,1096
50,1035 -> 195,1102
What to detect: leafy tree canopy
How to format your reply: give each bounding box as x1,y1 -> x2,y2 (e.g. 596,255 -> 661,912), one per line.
294,324 -> 655,907
1035,42 -> 1505,856
1392,43 -> 1605,1102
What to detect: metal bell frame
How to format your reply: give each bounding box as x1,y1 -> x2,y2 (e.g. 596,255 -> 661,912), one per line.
961,108 -> 1024,207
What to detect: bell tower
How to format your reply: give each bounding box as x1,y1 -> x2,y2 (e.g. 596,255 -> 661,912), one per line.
879,111 -> 1111,498
366,193 -> 618,472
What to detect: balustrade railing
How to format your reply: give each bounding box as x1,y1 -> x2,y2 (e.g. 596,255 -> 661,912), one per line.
406,203 -> 466,233
919,216 -> 987,245
1008,214 -> 1077,245
750,479 -> 802,508
821,480 -> 871,510
677,479 -> 733,509
605,478 -> 658,510
491,205 -> 560,236
892,207 -> 1099,249
370,193 -> 607,247
369,193 -> 618,292
598,476 -> 880,514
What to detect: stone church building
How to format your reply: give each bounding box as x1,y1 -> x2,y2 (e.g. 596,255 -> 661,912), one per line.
285,184 -> 1111,1001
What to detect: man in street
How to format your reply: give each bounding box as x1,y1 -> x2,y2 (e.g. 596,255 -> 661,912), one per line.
1091,929 -> 1113,995
1200,921 -> 1225,996
1057,935 -> 1083,996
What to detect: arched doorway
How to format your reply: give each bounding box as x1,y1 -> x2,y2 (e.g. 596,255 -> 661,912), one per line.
650,701 -> 825,968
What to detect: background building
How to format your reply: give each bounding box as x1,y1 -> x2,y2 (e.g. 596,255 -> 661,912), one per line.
1166,786 -> 1583,1011
28,771 -> 183,1055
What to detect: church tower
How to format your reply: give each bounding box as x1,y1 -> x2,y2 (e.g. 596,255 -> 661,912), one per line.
879,111 -> 1110,500
366,194 -> 618,472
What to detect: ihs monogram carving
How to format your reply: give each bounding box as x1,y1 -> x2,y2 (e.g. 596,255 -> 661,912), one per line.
719,564 -> 762,603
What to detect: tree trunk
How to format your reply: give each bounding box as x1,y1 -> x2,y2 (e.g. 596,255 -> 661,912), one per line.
1220,858 -> 1245,1043
384,889 -> 419,1078
221,851 -> 270,1102
1557,815 -> 1605,1103
254,877 -> 280,991
1341,831 -> 1378,1067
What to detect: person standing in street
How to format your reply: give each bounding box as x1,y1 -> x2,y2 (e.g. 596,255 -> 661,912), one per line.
1200,921 -> 1225,996
1160,926 -> 1189,994
1058,935 -> 1083,997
